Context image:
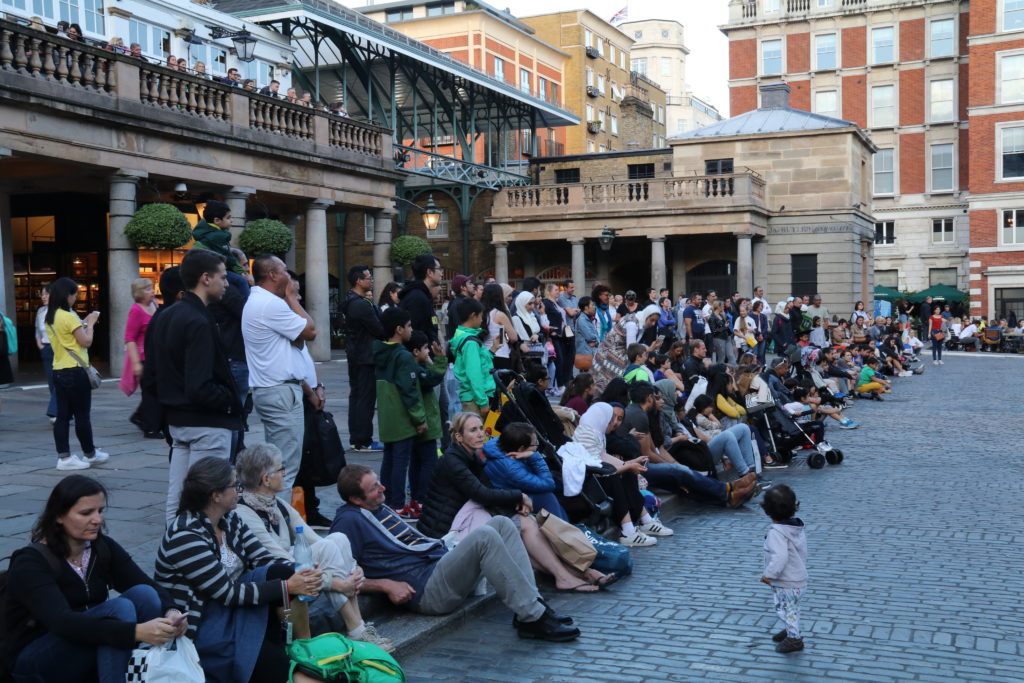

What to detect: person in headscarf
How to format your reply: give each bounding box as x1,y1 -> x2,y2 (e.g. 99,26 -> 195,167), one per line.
591,304 -> 663,393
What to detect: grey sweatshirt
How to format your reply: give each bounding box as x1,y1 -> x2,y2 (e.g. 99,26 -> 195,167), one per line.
763,518 -> 808,589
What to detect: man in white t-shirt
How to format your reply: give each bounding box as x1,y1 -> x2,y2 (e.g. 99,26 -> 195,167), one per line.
243,254 -> 316,491
958,320 -> 981,351
751,286 -> 771,317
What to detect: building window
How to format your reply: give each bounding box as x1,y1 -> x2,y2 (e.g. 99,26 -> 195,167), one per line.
83,0 -> 103,34
761,39 -> 782,75
242,60 -> 273,88
587,140 -> 595,153
619,52 -> 625,69
1001,126 -> 1024,179
520,68 -> 530,93
584,29 -> 592,47
791,254 -> 818,297
427,209 -> 449,238
765,0 -> 780,13
814,33 -> 837,70
426,2 -> 455,16
190,43 -> 227,76
931,144 -> 955,192
611,114 -> 618,134
129,18 -> 169,60
995,287 -> 1024,318
661,57 -> 672,76
628,163 -> 655,179
874,221 -> 895,245
817,0 -> 831,6
538,78 -> 547,102
1006,0 -> 1024,31
874,149 -> 895,195
493,57 -> 504,81
385,8 -> 413,21
657,104 -> 665,123
871,85 -> 895,127
57,0 -> 76,23
929,267 -> 958,287
555,168 -> 580,184
631,58 -> 647,75
930,18 -> 955,57
871,26 -> 895,64
875,269 -> 898,288
1002,209 -> 1024,244
586,68 -> 594,87
363,213 -> 375,241
813,90 -> 838,118
932,218 -> 955,243
31,0 -> 56,18
705,158 -> 734,175
930,79 -> 955,121
1000,54 -> 1024,103
586,104 -> 594,121
597,74 -> 605,93
599,144 -> 607,153
597,37 -> 604,55
634,30 -> 642,39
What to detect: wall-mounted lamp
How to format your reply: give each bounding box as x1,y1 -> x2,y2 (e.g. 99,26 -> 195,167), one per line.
207,25 -> 257,62
598,226 -> 619,252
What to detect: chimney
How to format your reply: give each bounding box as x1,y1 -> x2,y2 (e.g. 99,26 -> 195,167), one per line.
759,82 -> 791,109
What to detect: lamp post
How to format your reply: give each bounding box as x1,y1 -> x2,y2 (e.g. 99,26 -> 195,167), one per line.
207,26 -> 257,63
392,194 -> 443,232
598,226 -> 619,252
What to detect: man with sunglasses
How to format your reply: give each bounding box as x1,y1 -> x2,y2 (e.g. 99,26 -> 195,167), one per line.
341,265 -> 385,452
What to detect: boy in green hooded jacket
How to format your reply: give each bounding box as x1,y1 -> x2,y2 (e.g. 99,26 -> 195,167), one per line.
451,298 -> 495,415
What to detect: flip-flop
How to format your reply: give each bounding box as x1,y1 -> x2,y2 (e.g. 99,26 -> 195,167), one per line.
556,583 -> 599,594
596,573 -> 619,590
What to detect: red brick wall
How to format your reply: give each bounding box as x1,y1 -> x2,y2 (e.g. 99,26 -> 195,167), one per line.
960,127 -> 971,190
788,32 -> 809,73
841,75 -> 867,128
486,38 -> 515,60
969,40 -> 1024,108
900,132 -> 925,194
789,79 -> 810,112
970,0 -> 997,37
731,84 -> 758,115
899,68 -> 924,126
970,209 -> 997,249
968,112 -> 1024,195
425,35 -> 469,50
842,26 -> 866,68
900,18 -> 925,62
731,39 -> 757,79
959,62 -> 970,120
960,8 -> 971,52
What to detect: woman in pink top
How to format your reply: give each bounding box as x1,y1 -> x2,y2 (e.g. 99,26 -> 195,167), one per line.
120,279 -> 158,435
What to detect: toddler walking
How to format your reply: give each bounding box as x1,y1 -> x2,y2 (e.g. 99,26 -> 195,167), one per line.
760,484 -> 808,653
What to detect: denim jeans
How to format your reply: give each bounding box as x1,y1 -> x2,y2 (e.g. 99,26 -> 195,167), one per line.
40,344 -> 57,417
706,424 -> 756,476
381,437 -> 437,508
52,367 -> 94,457
13,584 -> 162,683
644,462 -> 727,504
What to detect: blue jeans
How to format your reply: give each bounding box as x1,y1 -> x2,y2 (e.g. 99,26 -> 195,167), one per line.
40,344 -> 57,417
13,584 -> 162,683
381,437 -> 437,508
644,462 -> 727,505
52,367 -> 94,456
931,331 -> 943,360
707,424 -> 756,475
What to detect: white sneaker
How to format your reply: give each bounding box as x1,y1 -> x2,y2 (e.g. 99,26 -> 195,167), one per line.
350,622 -> 394,653
939,360 -> 945,365
83,449 -> 109,464
620,531 -> 657,547
900,371 -> 912,377
56,454 -> 91,471
639,520 -> 674,536
933,360 -> 939,365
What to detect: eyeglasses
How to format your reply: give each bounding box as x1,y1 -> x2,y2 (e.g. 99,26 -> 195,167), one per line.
224,481 -> 243,493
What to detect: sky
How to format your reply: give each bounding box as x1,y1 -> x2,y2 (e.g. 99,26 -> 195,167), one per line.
503,0 -> 731,116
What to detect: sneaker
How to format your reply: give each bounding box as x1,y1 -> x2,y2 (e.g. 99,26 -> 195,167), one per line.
307,511 -> 333,528
620,531 -> 657,547
938,360 -> 944,365
83,449 -> 109,464
638,520 -> 674,536
350,441 -> 384,453
775,637 -> 804,653
409,499 -> 423,517
350,622 -> 394,653
756,474 -> 773,488
933,360 -> 940,365
397,505 -> 419,520
764,460 -> 788,470
838,418 -> 857,429
56,454 -> 91,471
899,371 -> 912,377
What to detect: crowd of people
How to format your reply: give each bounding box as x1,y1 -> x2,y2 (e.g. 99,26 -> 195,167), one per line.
0,226 -> 988,680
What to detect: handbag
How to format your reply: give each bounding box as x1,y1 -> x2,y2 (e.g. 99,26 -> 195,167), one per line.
574,524 -> 633,577
125,637 -> 205,683
286,632 -> 405,683
536,509 -> 597,572
934,332 -> 946,341
683,375 -> 708,412
62,344 -> 102,390
299,409 -> 347,487
574,354 -> 593,371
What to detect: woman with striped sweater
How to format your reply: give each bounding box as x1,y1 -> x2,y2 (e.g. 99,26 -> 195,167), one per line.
154,457 -> 322,683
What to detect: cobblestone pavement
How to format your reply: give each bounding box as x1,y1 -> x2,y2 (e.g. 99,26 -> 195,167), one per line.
402,353 -> 1024,682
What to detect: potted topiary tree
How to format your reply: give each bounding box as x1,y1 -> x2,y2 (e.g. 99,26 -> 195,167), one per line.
123,203 -> 193,249
389,235 -> 432,281
239,219 -> 293,259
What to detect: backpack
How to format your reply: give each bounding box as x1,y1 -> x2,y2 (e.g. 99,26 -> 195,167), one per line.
1,313 -> 15,356
300,409 -> 347,488
286,632 -> 405,683
799,312 -> 814,333
446,331 -> 483,365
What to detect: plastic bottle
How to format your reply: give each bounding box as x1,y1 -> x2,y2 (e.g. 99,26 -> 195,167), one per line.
292,525 -> 316,603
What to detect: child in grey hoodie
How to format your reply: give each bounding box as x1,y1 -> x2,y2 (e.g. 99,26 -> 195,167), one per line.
760,484 -> 808,653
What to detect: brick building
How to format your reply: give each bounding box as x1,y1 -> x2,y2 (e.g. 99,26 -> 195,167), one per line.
722,0 -> 972,309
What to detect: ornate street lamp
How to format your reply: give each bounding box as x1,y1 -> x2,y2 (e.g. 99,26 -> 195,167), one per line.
208,26 -> 258,63
422,194 -> 442,231
598,226 -> 619,252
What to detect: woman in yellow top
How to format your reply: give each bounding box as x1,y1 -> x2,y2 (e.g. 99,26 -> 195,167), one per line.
44,277 -> 109,472
710,371 -> 748,427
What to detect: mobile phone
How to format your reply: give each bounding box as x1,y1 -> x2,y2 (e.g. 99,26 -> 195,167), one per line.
640,456 -> 649,465
656,335 -> 666,343
172,614 -> 187,627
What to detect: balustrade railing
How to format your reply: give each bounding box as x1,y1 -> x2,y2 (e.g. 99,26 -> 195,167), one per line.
0,24 -> 116,93
329,117 -> 382,155
139,67 -> 229,120
250,97 -> 313,138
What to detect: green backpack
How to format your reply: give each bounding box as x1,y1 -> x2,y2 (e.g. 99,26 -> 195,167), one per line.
286,633 -> 405,683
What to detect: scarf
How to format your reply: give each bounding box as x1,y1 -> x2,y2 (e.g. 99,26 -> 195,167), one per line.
595,303 -> 612,340
513,291 -> 539,336
240,491 -> 282,530
576,401 -> 613,452
655,379 -> 681,433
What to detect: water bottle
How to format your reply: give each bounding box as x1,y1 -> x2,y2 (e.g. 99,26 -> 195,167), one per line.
292,526 -> 316,603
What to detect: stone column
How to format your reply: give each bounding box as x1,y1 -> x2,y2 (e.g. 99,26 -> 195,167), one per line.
570,238 -> 585,294
494,241 -> 509,284
109,170 -> 147,377
671,239 -> 686,299
596,247 -> 610,286
650,236 -> 666,292
225,187 -> 255,248
736,233 -> 753,298
0,190 -> 15,376
304,199 -> 333,362
752,237 -> 768,294
372,211 -> 394,300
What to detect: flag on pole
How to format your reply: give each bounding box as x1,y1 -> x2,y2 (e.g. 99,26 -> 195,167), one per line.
610,7 -> 628,25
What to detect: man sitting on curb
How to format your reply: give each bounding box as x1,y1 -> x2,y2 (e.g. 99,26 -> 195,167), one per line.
330,464 -> 580,642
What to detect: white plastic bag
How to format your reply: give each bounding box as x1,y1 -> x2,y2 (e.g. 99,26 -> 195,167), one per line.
684,376 -> 708,413
125,637 -> 204,683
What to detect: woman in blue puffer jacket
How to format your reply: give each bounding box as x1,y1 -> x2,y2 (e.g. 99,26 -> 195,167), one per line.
482,424 -> 567,522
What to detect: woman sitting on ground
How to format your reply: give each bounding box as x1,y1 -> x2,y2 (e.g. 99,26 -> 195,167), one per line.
155,457 -> 322,683
706,367 -> 748,428
482,422 -> 569,522
233,445 -> 393,652
418,413 -> 615,592
4,476 -> 184,683
851,317 -> 869,345
651,353 -> 686,394
683,395 -> 760,479
560,372 -> 596,416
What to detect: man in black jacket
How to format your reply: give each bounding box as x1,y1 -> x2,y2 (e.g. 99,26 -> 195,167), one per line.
682,339 -> 710,394
139,266 -> 185,440
399,253 -> 442,344
153,249 -> 242,525
341,264 -> 384,452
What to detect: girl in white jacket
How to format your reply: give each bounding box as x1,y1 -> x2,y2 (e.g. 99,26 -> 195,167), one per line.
760,484 -> 808,653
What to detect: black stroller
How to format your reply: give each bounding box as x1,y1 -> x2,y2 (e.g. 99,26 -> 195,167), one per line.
750,401 -> 844,470
490,370 -> 617,533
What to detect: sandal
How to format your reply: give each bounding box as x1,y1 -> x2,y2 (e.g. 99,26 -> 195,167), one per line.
556,583 -> 599,594
596,573 -> 619,590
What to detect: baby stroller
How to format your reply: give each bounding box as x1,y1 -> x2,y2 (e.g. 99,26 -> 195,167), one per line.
758,404 -> 844,470
489,370 -> 617,533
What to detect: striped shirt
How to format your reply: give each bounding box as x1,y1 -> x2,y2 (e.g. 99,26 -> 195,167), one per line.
154,510 -> 292,638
